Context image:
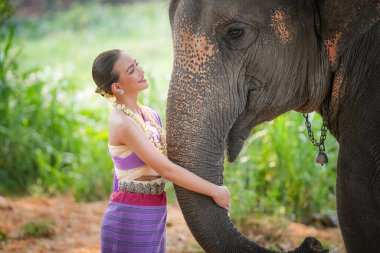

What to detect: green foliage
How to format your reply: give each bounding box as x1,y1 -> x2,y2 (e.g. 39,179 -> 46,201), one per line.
19,219 -> 55,238
0,0 -> 14,25
0,55 -> 110,199
225,112 -> 338,222
0,5 -> 112,199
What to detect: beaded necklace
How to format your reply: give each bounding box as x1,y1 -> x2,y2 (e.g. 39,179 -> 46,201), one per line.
113,102 -> 167,155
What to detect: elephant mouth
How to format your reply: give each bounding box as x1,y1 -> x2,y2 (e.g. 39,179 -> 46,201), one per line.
225,75 -> 263,163
226,118 -> 252,162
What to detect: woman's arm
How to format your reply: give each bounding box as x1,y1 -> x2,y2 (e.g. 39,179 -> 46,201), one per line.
111,114 -> 230,210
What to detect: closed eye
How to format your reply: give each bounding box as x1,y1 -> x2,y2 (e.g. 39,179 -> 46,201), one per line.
227,28 -> 244,40
127,61 -> 138,74
222,22 -> 258,50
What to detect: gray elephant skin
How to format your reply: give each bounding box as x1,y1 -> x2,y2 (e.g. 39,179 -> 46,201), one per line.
166,1 -> 380,253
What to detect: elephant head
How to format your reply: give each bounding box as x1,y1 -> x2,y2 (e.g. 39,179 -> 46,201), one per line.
167,1 -> 380,252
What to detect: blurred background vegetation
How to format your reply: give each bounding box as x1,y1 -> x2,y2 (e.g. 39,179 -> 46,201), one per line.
0,0 -> 338,225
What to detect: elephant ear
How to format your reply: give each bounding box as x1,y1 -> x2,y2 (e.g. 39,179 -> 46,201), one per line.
317,0 -> 380,69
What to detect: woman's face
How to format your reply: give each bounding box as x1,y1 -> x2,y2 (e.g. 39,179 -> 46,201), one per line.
113,52 -> 148,93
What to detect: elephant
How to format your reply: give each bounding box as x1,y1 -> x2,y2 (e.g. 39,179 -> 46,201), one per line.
166,0 -> 380,253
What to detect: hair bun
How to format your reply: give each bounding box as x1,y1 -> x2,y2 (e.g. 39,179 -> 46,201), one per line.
95,87 -> 102,94
95,86 -> 116,102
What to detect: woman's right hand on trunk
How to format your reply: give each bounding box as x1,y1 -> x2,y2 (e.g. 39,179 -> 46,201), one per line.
212,185 -> 231,211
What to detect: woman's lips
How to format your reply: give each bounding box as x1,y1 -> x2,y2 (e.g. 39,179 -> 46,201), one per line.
138,77 -> 146,83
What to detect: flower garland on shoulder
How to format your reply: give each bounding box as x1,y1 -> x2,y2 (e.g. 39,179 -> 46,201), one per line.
139,104 -> 167,155
95,87 -> 167,155
115,102 -> 167,155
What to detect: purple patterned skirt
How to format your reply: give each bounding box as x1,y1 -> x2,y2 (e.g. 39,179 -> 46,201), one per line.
101,191 -> 167,253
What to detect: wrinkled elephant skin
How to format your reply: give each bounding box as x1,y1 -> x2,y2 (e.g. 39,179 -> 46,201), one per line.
167,1 -> 380,253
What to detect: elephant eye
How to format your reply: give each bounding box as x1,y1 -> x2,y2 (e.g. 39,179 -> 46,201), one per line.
227,28 -> 245,40
222,22 -> 258,50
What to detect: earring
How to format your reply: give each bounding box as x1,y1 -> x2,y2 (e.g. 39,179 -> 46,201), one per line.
117,89 -> 125,95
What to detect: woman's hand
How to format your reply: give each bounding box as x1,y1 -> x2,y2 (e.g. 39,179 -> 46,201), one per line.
211,186 -> 231,211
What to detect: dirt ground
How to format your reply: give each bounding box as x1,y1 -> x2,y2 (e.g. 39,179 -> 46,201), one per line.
0,195 -> 345,253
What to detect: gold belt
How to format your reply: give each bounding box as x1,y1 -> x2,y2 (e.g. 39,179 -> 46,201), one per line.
118,180 -> 165,195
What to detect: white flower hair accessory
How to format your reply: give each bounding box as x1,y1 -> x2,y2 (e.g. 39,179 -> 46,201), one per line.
95,87 -> 116,102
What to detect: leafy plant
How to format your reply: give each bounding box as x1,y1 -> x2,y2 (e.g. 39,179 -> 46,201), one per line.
225,112 -> 338,223
19,219 -> 55,238
0,228 -> 7,242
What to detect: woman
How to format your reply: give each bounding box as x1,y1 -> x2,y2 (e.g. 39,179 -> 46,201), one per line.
92,49 -> 230,253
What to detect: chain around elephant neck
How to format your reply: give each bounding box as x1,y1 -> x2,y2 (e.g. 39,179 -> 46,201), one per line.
303,99 -> 330,165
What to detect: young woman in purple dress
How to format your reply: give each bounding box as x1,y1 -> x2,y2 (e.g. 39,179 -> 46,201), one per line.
92,49 -> 231,253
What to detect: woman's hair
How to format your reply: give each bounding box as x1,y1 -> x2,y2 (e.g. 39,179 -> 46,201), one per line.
92,49 -> 122,94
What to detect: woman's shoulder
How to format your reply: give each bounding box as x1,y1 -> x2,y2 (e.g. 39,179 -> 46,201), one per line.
109,108 -> 136,129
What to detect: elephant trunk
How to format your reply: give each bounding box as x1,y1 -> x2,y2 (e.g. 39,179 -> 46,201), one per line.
166,98 -> 325,253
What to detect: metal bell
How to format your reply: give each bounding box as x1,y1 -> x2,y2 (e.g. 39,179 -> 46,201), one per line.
315,152 -> 328,165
